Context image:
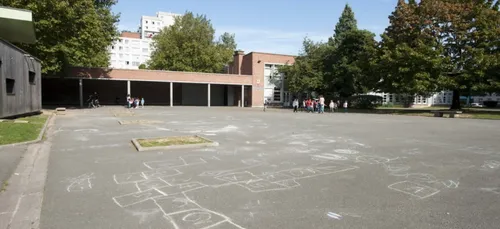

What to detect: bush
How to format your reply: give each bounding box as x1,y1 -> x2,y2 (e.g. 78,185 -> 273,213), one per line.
483,101 -> 498,108
138,64 -> 147,69
348,95 -> 383,109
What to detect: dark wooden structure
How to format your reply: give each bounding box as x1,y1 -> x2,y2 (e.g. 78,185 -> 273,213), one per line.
0,39 -> 42,118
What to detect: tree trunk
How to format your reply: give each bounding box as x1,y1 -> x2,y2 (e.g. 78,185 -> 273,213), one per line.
450,90 -> 461,110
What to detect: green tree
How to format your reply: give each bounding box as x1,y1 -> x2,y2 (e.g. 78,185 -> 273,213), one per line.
148,12 -> 237,73
378,0 -> 500,109
138,64 -> 147,69
1,0 -> 120,76
377,0 -> 446,104
329,4 -> 358,46
278,38 -> 327,95
325,29 -> 378,99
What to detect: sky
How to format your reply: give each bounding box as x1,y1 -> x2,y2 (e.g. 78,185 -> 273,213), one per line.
112,0 -> 397,55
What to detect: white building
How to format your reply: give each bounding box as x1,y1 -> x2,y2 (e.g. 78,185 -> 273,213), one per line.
369,91 -> 500,107
109,12 -> 181,70
140,12 -> 179,39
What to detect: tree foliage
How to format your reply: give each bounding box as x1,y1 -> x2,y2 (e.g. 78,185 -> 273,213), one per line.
1,0 -> 120,76
325,29 -> 378,99
378,0 -> 500,109
148,12 -> 237,73
329,4 -> 358,46
279,38 -> 327,94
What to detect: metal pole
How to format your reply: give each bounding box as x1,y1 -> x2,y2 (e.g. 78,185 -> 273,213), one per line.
241,85 -> 244,108
208,84 -> 211,107
79,79 -> 83,108
170,82 -> 173,107
127,80 -> 131,95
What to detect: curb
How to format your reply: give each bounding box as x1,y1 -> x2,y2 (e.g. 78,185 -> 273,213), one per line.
131,135 -> 219,152
0,114 -> 54,149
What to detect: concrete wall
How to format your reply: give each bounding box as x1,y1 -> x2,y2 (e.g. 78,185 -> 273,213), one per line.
42,78 -> 79,105
0,39 -> 41,118
210,84 -> 225,106
83,80 -> 127,105
227,86 -> 235,106
130,81 -> 170,105
181,83 -> 207,106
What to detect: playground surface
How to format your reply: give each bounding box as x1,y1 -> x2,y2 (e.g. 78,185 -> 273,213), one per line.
38,106 -> 500,229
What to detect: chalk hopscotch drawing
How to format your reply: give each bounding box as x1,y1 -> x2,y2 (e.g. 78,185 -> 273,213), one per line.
356,155 -> 390,165
388,181 -> 440,199
481,160 -> 500,170
480,187 -> 500,194
111,155 -> 360,227
327,212 -> 343,220
312,153 -> 348,161
334,149 -> 359,155
442,180 -> 459,189
65,173 -> 95,192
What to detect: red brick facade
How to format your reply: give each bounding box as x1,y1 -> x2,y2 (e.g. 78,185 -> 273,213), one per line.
68,51 -> 295,107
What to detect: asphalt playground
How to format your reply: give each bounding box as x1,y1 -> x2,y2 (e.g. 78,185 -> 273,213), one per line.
39,106 -> 500,229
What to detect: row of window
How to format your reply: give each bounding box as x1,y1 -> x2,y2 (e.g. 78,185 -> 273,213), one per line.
144,20 -> 161,25
111,46 -> 149,53
111,60 -> 142,67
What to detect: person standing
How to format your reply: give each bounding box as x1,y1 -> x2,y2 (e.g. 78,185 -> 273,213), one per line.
319,96 -> 325,113
302,99 -> 306,112
306,99 -> 312,113
329,100 -> 335,112
292,99 -> 299,113
263,98 -> 268,112
141,97 -> 145,108
343,101 -> 348,113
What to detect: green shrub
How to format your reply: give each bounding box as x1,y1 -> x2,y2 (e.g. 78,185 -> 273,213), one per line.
348,95 -> 383,109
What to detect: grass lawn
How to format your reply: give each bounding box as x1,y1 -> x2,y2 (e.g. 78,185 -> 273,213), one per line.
138,136 -> 211,147
0,115 -> 49,145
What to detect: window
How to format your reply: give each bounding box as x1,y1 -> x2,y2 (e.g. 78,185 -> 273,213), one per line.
111,46 -> 115,50
119,46 -> 123,50
6,78 -> 15,95
142,48 -> 148,53
119,54 -> 123,59
125,40 -> 129,44
146,26 -> 148,29
126,61 -> 130,65
132,61 -> 140,66
29,71 -> 35,85
152,21 -> 155,25
389,94 -> 393,103
119,39 -> 122,43
145,20 -> 148,24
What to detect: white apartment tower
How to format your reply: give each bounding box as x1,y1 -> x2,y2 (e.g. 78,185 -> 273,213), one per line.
109,11 -> 181,69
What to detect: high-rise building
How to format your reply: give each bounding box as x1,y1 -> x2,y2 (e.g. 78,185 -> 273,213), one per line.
140,12 -> 180,39
109,12 -> 181,70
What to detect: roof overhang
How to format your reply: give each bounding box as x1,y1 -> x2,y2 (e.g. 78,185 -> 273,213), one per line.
0,6 -> 36,44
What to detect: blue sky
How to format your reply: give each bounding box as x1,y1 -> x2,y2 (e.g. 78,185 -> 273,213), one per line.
113,0 -> 396,55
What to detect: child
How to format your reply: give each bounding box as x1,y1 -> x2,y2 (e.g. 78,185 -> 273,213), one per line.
141,97 -> 145,108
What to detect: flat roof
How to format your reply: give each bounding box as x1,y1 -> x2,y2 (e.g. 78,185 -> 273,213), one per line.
0,6 -> 36,44
247,51 -> 297,57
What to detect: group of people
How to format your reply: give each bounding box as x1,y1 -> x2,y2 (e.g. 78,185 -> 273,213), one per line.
126,94 -> 145,108
291,96 -> 348,113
